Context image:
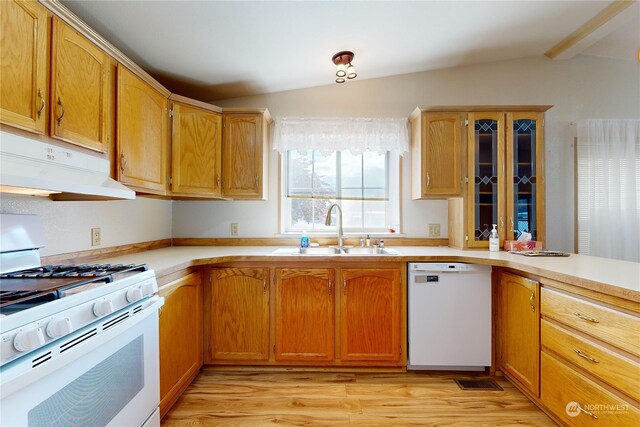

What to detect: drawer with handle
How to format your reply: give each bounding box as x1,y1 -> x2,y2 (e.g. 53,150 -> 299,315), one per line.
541,288 -> 640,357
541,319 -> 640,402
541,351 -> 640,426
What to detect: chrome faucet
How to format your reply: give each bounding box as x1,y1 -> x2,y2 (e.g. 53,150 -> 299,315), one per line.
324,204 -> 344,248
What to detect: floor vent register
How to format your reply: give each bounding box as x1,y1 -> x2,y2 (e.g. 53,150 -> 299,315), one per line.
454,379 -> 503,391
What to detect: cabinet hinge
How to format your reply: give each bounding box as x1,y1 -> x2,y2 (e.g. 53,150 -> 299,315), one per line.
169,109 -> 173,118
465,119 -> 469,126
169,177 -> 173,185
465,235 -> 469,241
464,176 -> 469,184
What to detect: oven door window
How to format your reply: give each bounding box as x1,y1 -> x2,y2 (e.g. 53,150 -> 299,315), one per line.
29,336 -> 144,426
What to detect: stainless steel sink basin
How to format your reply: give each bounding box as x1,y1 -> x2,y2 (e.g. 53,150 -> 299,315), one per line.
342,247 -> 399,255
297,247 -> 342,255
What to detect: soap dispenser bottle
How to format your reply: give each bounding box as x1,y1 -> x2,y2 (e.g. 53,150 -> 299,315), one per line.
489,224 -> 499,252
300,230 -> 309,248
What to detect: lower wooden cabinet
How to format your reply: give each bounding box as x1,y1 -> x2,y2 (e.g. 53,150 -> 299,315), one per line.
205,264 -> 405,367
208,267 -> 270,362
541,351 -> 640,426
499,271 -> 540,396
274,268 -> 335,362
340,268 -> 402,362
538,280 -> 640,425
158,272 -> 202,418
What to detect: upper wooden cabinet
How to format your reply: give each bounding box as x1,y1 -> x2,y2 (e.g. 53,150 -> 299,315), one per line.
50,18 -> 110,152
117,64 -> 168,194
447,106 -> 551,249
505,112 -> 545,244
340,268 -> 402,363
208,267 -> 270,362
170,100 -> 222,197
0,0 -> 49,135
410,110 -> 464,199
274,268 -> 335,362
222,110 -> 271,199
158,272 -> 202,418
500,271 -> 540,397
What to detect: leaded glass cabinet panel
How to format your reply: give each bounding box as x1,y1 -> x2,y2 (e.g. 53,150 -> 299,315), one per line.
466,112 -> 505,248
506,112 -> 545,245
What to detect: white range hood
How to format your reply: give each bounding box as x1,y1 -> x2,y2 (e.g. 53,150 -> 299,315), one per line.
0,131 -> 135,200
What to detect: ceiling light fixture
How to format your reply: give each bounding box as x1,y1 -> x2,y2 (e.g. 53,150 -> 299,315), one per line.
332,51 -> 357,83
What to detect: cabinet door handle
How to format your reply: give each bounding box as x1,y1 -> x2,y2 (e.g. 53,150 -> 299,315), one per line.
262,278 -> 267,292
500,217 -> 504,233
343,279 -> 347,294
217,174 -> 221,188
37,89 -> 46,118
120,153 -> 127,174
574,349 -> 599,363
328,279 -> 332,295
255,174 -> 259,188
528,289 -> 535,312
510,217 -> 514,233
573,311 -> 599,323
56,97 -> 65,125
426,172 -> 430,188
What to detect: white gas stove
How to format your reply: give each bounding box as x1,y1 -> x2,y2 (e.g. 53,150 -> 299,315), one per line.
0,214 -> 162,427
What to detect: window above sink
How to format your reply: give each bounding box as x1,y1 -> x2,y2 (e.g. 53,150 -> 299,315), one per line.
281,149 -> 401,234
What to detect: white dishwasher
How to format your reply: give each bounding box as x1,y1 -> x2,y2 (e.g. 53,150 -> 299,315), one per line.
407,262 -> 492,371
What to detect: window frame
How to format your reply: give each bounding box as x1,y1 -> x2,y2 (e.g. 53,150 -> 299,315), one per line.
280,149 -> 401,234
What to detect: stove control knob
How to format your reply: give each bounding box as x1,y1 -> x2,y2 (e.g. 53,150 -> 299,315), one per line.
93,299 -> 114,317
14,327 -> 45,352
126,287 -> 144,303
141,282 -> 156,297
46,317 -> 73,339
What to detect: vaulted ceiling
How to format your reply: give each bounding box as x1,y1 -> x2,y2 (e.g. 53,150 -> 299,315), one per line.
61,1 -> 639,101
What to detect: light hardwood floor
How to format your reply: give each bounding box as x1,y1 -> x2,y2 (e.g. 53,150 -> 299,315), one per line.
162,370 -> 556,426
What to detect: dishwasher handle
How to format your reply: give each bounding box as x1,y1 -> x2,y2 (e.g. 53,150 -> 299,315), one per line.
409,263 -> 491,274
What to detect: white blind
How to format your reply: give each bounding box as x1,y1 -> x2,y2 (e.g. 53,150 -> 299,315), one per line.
577,119 -> 640,262
272,117 -> 409,155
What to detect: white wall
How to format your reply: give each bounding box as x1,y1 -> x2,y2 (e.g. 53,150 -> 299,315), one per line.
0,194 -> 172,256
173,54 -> 639,252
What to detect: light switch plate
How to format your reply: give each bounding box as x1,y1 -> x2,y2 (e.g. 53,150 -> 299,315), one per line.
428,223 -> 441,237
231,223 -> 239,236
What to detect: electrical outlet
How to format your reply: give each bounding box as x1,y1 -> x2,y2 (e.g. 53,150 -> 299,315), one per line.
428,223 -> 441,237
231,223 -> 239,236
91,228 -> 101,246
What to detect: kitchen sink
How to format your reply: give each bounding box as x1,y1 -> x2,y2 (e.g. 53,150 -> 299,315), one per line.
270,246 -> 399,255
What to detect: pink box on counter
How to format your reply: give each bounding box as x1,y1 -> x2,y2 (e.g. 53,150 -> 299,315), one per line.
504,240 -> 543,251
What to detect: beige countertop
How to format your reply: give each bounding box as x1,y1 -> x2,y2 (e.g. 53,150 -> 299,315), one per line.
99,246 -> 640,302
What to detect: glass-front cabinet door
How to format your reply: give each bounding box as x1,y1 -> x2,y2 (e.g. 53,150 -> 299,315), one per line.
467,113 -> 505,248
506,113 -> 545,244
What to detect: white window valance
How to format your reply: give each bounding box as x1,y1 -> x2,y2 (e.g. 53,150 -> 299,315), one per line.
272,117 -> 409,155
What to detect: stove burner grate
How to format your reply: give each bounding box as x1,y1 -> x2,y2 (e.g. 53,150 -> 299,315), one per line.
1,263 -> 147,279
